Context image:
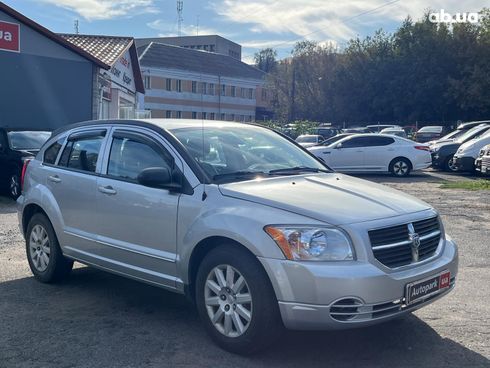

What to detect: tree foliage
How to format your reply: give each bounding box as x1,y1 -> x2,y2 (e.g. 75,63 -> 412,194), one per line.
266,8 -> 490,125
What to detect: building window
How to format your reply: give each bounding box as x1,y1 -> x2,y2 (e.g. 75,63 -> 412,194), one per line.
221,84 -> 226,96
202,112 -> 207,120
210,112 -> 215,120
210,44 -> 215,52
248,88 -> 254,99
240,88 -> 246,98
166,78 -> 171,91
249,115 -> 253,122
231,86 -> 236,97
220,113 -> 225,120
192,81 -> 197,93
200,82 -> 207,95
176,80 -> 182,92
166,110 -> 172,118
230,114 -> 235,121
176,111 -> 182,118
208,83 -> 215,95
192,111 -> 197,119
144,76 -> 151,89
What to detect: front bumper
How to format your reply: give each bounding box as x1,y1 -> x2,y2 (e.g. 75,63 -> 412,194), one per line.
258,237 -> 458,330
452,155 -> 475,172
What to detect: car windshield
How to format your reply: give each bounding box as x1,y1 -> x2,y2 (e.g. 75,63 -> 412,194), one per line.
7,131 -> 51,150
440,130 -> 465,140
296,135 -> 318,143
418,126 -> 442,133
171,125 -> 328,183
456,126 -> 490,143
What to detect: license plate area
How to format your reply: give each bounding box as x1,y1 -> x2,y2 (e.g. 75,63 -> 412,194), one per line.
405,271 -> 451,305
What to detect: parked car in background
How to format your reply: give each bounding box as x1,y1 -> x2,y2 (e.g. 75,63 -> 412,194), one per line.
427,121 -> 490,146
342,127 -> 373,134
475,144 -> 490,176
17,119 -> 458,354
312,127 -> 342,139
308,134 -> 431,176
317,133 -> 355,146
414,126 -> 447,143
0,129 -> 51,198
295,134 -> 324,148
430,124 -> 490,172
453,130 -> 490,172
366,124 -> 402,133
380,127 -> 408,138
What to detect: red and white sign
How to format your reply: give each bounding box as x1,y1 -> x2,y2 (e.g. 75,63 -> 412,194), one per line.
0,21 -> 20,53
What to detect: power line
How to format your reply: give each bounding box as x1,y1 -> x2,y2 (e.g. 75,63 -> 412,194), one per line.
241,0 -> 401,60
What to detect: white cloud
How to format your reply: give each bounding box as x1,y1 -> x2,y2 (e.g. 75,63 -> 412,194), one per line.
148,19 -> 220,37
42,0 -> 158,21
213,0 -> 487,44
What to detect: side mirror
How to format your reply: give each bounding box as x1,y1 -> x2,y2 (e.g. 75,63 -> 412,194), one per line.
137,167 -> 182,192
335,143 -> 343,149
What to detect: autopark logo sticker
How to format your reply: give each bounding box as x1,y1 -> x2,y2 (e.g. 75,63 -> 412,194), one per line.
0,21 -> 20,53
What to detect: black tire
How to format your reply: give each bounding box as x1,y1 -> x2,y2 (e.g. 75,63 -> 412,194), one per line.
444,155 -> 458,172
9,173 -> 21,199
26,213 -> 73,283
195,245 -> 282,354
389,157 -> 411,177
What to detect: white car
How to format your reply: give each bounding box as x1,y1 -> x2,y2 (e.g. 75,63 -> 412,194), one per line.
295,134 -> 324,148
452,130 -> 490,172
308,134 -> 431,176
380,128 -> 408,138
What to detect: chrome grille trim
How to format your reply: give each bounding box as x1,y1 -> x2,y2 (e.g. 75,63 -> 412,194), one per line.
372,230 -> 441,250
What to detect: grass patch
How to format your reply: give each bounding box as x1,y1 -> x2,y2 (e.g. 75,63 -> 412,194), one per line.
440,179 -> 490,190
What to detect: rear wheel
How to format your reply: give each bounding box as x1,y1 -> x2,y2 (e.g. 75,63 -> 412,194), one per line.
389,157 -> 411,177
195,245 -> 282,354
26,213 -> 73,283
444,155 -> 458,172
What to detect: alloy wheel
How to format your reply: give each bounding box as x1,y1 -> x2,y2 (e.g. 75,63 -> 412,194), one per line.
447,157 -> 458,172
393,160 -> 409,176
204,264 -> 253,338
10,175 -> 20,197
29,224 -> 51,272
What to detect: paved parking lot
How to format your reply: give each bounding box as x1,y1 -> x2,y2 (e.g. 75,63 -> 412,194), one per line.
0,171 -> 489,368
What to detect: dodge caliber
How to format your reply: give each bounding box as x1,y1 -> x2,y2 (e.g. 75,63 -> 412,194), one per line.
17,119 -> 458,354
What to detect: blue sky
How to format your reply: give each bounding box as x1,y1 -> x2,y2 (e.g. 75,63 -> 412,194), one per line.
3,0 -> 487,63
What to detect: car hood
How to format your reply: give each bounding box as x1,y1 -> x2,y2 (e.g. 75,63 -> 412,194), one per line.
218,173 -> 431,226
434,142 -> 460,151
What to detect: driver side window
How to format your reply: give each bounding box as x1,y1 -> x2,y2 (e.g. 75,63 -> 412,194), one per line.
107,134 -> 173,182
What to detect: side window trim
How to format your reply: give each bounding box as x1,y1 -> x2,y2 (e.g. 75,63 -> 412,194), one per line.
51,127 -> 110,175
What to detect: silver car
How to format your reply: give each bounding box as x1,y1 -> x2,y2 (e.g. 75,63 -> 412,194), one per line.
17,119 -> 458,354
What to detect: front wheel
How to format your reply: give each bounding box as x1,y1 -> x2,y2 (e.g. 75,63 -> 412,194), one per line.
444,155 -> 458,172
389,158 -> 411,177
195,245 -> 282,354
9,173 -> 21,199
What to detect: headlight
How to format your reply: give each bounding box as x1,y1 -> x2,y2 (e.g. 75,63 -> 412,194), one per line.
264,225 -> 354,261
430,146 -> 440,153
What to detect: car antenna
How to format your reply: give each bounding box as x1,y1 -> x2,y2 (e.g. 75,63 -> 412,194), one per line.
199,65 -> 207,201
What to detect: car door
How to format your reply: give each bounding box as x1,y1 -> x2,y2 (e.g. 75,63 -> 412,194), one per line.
324,136 -> 369,171
362,136 -> 396,171
94,128 -> 183,288
43,128 -> 108,255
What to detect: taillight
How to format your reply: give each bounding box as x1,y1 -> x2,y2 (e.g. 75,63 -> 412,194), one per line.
414,145 -> 430,151
21,159 -> 32,192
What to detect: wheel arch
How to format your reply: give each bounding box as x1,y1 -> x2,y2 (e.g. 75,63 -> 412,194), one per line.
22,203 -> 49,237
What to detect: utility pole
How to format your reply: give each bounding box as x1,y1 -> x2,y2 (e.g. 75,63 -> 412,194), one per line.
196,15 -> 200,36
177,1 -> 183,37
74,19 -> 79,34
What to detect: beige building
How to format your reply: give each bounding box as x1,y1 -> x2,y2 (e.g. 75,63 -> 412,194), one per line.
137,42 -> 268,122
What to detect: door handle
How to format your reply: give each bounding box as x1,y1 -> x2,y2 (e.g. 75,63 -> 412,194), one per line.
322,151 -> 331,154
98,185 -> 117,195
48,175 -> 61,183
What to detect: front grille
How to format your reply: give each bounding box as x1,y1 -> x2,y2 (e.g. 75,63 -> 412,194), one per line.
369,216 -> 441,268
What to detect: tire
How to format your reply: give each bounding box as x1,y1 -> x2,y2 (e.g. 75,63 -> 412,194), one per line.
195,245 -> 282,354
444,155 -> 458,172
389,157 -> 411,177
26,213 -> 73,283
9,173 -> 21,199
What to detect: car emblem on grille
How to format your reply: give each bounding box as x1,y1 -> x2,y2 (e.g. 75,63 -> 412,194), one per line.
408,223 -> 420,262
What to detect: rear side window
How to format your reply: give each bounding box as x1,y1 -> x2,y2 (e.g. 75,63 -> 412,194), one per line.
367,136 -> 395,146
43,138 -> 65,165
58,134 -> 105,173
107,135 -> 173,182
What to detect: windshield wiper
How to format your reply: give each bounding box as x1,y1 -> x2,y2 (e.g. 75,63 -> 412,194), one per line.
268,166 -> 331,175
213,171 -> 269,182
